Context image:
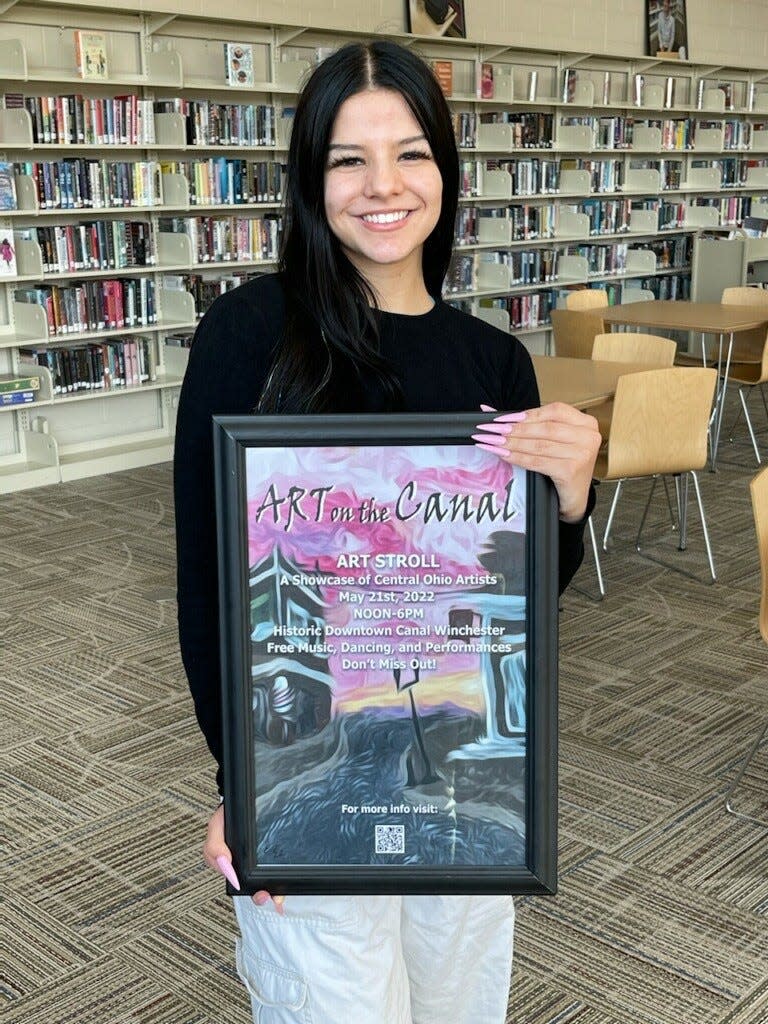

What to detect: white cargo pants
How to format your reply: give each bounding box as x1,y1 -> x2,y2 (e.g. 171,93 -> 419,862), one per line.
233,893 -> 515,1023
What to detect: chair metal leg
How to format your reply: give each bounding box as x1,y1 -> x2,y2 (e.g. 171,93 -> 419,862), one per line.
602,479 -> 623,551
635,476 -> 659,551
725,719 -> 767,826
678,473 -> 689,551
690,470 -> 716,581
587,515 -> 605,598
661,476 -> 678,531
740,386 -> 761,465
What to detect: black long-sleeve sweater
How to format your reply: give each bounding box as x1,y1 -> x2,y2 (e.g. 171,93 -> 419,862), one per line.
173,273 -> 591,792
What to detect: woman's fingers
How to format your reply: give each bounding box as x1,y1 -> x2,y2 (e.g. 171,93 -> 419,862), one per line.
204,804 -> 284,912
474,403 -> 601,523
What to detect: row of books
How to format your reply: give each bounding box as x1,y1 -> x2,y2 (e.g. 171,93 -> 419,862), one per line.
624,274 -> 691,300
16,278 -> 157,335
445,249 -> 560,293
157,215 -> 281,263
162,271 -> 260,318
153,100 -> 281,147
21,94 -> 156,146
20,337 -> 155,394
16,159 -> 162,210
478,112 -> 555,149
158,158 -> 285,205
20,221 -> 154,273
0,371 -> 41,406
485,157 -> 560,195
452,113 -> 478,149
479,291 -> 557,331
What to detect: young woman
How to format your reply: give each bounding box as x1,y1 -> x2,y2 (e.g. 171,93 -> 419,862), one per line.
174,40 -> 600,1024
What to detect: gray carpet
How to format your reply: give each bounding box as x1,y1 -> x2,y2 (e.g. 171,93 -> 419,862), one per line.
2,432 -> 767,1023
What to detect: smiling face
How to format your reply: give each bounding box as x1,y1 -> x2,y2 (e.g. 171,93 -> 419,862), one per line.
323,87 -> 443,294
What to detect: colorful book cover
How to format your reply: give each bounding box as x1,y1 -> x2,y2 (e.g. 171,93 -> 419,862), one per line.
0,372 -> 40,393
224,43 -> 255,87
0,234 -> 16,276
0,162 -> 17,210
479,63 -> 494,99
74,31 -> 109,81
432,60 -> 453,97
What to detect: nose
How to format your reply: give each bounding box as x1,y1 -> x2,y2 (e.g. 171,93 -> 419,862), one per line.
363,156 -> 404,198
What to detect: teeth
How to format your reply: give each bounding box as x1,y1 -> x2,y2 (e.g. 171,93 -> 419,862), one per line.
361,210 -> 410,224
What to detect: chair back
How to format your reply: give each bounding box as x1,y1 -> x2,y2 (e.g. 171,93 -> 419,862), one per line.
750,465 -> 768,645
551,308 -> 604,358
592,332 -> 676,366
721,286 -> 768,360
604,367 -> 717,480
622,287 -> 655,304
565,289 -> 609,311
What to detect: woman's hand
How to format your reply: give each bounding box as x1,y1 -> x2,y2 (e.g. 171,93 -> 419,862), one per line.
204,803 -> 285,913
473,403 -> 601,523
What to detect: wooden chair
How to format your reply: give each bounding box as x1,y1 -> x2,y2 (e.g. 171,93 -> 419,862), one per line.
565,288 -> 608,311
719,287 -> 768,462
725,464 -> 768,825
550,308 -> 604,358
591,332 -> 676,365
589,333 -> 677,440
597,367 -> 718,583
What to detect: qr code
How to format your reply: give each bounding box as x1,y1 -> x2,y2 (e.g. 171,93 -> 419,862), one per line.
375,824 -> 405,854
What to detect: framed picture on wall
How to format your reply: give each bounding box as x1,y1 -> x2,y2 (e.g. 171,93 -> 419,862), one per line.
647,0 -> 689,60
406,0 -> 467,39
213,413 -> 559,895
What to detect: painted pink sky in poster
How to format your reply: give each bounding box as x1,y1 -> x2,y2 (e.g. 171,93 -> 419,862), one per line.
245,445 -> 526,711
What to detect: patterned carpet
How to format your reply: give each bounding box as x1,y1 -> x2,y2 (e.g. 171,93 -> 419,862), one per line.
2,430 -> 767,1023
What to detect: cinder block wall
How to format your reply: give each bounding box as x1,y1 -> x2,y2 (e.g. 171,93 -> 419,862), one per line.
61,0 -> 768,66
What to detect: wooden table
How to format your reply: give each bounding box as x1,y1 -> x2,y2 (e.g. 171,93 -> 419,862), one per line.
532,355 -> 649,409
600,300 -> 768,468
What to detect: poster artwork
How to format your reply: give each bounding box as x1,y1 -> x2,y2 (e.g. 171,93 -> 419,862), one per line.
245,444 -> 528,868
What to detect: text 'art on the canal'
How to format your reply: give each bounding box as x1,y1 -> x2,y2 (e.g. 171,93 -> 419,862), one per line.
246,445 -> 528,867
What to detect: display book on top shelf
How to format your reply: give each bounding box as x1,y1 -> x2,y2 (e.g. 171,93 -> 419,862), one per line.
0,29 -> 307,493
435,44 -> 768,345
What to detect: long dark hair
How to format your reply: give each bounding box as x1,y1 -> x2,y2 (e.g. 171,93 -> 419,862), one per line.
257,40 -> 459,413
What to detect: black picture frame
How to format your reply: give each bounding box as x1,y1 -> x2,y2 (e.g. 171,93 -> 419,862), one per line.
214,413 -> 558,895
647,0 -> 689,60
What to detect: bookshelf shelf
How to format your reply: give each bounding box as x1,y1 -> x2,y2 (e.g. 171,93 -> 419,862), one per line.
0,14 -> 765,490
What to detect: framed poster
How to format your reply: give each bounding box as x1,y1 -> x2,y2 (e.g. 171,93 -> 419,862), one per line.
406,0 -> 467,39
647,0 -> 688,60
214,413 -> 558,895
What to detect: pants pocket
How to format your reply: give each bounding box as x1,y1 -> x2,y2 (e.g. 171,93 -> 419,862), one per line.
235,940 -> 311,1023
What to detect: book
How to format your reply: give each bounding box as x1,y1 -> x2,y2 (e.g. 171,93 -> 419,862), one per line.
74,31 -> 109,81
664,77 -> 676,109
634,75 -> 645,107
0,389 -> 35,406
0,162 -> 16,210
602,72 -> 611,106
224,43 -> 255,87
478,63 -> 494,99
562,69 -> 577,103
433,60 -> 453,97
0,233 -> 16,276
527,71 -> 538,103
0,373 -> 40,394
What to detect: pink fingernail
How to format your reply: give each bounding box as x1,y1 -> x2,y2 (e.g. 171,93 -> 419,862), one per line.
273,897 -> 286,916
254,891 -> 270,906
471,433 -> 507,446
474,421 -> 514,436
216,855 -> 241,891
475,442 -> 510,457
480,404 -> 497,412
493,411 -> 527,423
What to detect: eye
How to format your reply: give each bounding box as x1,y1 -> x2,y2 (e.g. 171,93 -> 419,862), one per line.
400,149 -> 432,161
328,155 -> 363,169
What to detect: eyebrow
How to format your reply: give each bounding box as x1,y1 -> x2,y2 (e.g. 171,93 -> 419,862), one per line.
327,134 -> 428,151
